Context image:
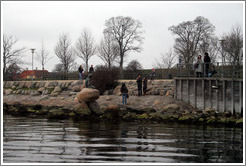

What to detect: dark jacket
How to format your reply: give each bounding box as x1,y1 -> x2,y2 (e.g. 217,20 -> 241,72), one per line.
137,77 -> 142,87
78,67 -> 83,73
121,85 -> 128,94
143,79 -> 147,91
89,67 -> 94,73
204,55 -> 211,63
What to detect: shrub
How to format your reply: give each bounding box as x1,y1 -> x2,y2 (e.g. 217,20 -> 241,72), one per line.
90,65 -> 120,94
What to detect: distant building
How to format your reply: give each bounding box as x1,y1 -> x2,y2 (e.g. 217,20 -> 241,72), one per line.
19,70 -> 49,80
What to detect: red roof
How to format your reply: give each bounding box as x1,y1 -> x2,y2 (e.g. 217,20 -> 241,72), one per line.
19,70 -> 49,79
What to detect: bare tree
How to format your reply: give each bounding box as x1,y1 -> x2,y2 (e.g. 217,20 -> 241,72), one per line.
3,34 -> 25,80
154,48 -> 176,69
198,36 -> 220,64
103,16 -> 144,77
35,41 -> 52,70
75,28 -> 97,73
168,16 -> 215,66
98,34 -> 118,69
54,33 -> 75,74
52,63 -> 63,73
222,25 -> 243,65
125,59 -> 143,71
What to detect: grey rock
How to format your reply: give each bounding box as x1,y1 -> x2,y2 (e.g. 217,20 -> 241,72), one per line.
40,95 -> 49,100
30,90 -> 40,96
53,86 -> 62,93
42,89 -> 50,95
69,92 -> 77,96
87,101 -> 104,115
72,85 -> 81,92
5,89 -> 13,95
50,92 -> 59,97
38,87 -> 45,93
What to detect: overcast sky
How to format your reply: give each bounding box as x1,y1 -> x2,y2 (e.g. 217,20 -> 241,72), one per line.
2,1 -> 244,72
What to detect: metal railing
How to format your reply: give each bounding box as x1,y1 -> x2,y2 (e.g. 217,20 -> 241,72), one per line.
176,62 -> 243,78
4,62 -> 243,81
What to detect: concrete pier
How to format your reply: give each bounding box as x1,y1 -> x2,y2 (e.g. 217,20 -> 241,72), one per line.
174,77 -> 243,115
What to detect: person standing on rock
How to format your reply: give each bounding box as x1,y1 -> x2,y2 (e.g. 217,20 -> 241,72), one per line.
120,83 -> 128,105
143,76 -> 148,96
151,68 -> 155,80
136,75 -> 142,96
78,65 -> 84,80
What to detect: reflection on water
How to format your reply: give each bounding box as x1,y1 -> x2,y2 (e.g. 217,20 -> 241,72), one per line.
3,114 -> 243,163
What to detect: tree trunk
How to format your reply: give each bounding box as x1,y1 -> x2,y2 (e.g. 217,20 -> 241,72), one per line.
119,55 -> 124,79
86,59 -> 88,74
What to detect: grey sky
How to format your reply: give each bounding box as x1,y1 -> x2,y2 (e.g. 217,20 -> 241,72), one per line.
2,1 -> 244,72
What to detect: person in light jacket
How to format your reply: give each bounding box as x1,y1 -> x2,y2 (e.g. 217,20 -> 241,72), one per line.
194,55 -> 203,77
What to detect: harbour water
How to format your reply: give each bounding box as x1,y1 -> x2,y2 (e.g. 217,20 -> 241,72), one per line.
3,114 -> 243,163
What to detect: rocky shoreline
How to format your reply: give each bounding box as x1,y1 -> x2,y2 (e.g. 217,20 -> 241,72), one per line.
3,80 -> 243,127
3,94 -> 242,128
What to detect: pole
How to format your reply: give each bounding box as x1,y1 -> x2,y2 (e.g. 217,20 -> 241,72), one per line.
30,49 -> 35,81
219,39 -> 225,78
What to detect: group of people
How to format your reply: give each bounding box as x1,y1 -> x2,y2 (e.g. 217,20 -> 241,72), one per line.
136,75 -> 148,96
194,52 -> 217,77
120,74 -> 148,105
78,65 -> 94,88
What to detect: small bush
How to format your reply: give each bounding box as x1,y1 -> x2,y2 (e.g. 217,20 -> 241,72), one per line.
90,65 -> 120,94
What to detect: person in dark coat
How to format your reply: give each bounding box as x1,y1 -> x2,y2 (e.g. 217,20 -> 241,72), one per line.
120,83 -> 128,105
136,75 -> 142,96
143,76 -> 148,96
204,52 -> 211,77
89,65 -> 94,73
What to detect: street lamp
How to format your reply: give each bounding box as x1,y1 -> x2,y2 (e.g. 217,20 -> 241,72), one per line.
219,39 -> 225,65
30,48 -> 35,81
219,39 -> 225,78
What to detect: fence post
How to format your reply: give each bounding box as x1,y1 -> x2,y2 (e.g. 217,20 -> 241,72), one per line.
209,79 -> 212,108
231,80 -> 235,115
223,80 -> 226,112
194,79 -> 197,108
216,79 -> 219,112
180,79 -> 183,101
187,79 -> 190,104
239,81 -> 243,115
202,79 -> 205,110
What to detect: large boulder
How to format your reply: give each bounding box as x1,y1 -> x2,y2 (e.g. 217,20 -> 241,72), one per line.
73,102 -> 91,116
72,85 -> 82,92
87,101 -> 104,115
77,88 -> 100,103
113,85 -> 121,96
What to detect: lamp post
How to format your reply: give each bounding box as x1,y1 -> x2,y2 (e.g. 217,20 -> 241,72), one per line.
219,40 -> 225,65
30,48 -> 35,81
219,39 -> 225,78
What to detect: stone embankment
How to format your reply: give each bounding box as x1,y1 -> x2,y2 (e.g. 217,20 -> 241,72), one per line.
3,80 -> 243,127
